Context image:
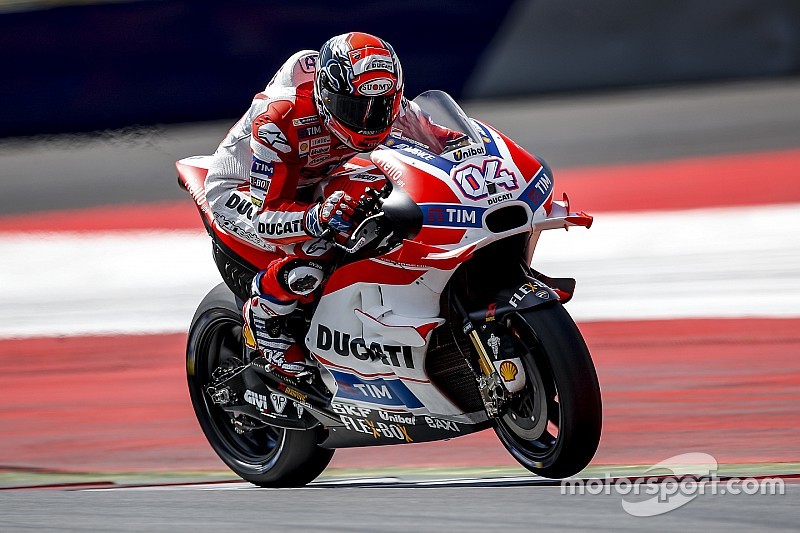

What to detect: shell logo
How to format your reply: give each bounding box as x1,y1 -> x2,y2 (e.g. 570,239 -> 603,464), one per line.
242,322 -> 257,350
499,361 -> 519,382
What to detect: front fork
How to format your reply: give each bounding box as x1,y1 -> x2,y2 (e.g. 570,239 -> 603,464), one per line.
453,296 -> 528,418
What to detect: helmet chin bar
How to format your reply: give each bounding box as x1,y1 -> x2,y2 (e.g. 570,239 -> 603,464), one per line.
314,87 -> 362,151
323,113 -> 388,151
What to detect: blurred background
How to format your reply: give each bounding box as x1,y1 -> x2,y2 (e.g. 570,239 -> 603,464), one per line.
1,0 -> 799,493
3,0 -> 800,137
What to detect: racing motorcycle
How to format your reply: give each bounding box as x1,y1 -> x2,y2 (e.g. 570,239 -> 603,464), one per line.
178,90 -> 601,487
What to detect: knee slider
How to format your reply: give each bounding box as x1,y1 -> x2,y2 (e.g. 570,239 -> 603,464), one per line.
249,271 -> 297,316
280,260 -> 325,296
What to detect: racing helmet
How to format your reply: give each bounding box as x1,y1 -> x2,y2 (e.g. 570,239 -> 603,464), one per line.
314,32 -> 404,151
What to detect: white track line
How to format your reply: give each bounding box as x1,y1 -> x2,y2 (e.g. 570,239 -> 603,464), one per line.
533,203 -> 800,321
82,475 -> 546,491
1,204 -> 799,339
0,230 -> 219,339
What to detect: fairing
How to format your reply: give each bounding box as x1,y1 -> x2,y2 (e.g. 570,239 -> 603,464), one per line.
178,91 -> 593,446
306,91 -> 593,427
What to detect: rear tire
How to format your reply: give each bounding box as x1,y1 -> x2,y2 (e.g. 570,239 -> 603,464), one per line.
186,283 -> 334,487
494,302 -> 602,478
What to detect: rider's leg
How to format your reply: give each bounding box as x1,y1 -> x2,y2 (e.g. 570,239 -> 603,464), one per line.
244,173 -> 385,374
242,256 -> 325,375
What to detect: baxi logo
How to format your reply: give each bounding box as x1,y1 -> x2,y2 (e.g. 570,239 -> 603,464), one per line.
452,158 -> 518,200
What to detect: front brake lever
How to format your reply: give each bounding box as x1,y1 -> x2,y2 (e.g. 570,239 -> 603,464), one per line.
319,185 -> 390,251
331,213 -> 386,254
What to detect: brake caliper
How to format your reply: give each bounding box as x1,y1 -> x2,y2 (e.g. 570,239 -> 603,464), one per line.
468,321 -> 528,417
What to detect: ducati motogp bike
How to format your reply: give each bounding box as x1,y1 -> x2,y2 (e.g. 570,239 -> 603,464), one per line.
178,90 -> 601,487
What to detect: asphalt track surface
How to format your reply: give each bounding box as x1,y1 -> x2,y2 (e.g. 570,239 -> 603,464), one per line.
1,483 -> 798,532
2,80 -> 800,530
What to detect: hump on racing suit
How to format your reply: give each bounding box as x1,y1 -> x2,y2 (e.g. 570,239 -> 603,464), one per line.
198,44 -> 465,375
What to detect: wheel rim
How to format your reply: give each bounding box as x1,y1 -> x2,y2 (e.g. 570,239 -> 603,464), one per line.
189,311 -> 284,468
496,316 -> 563,462
501,355 -> 549,440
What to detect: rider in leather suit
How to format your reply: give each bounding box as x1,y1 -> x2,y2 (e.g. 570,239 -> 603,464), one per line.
205,32 -> 459,376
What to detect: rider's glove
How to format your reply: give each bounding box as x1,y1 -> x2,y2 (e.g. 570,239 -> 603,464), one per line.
303,190 -> 358,237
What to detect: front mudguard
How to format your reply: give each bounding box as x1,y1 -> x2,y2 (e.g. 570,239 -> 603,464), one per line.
466,270 -> 574,324
461,270 -> 574,395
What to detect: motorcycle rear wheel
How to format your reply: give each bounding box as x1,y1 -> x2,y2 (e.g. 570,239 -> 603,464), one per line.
186,283 -> 334,487
493,302 -> 602,478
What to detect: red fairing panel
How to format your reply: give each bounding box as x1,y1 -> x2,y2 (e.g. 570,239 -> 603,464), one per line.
371,149 -> 460,204
369,149 -> 468,246
176,160 -> 278,269
323,258 -> 425,295
381,239 -> 475,271
414,226 -> 468,246
176,161 -> 213,225
483,125 -> 545,185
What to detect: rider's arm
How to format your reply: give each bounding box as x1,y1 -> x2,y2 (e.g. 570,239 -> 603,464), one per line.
247,108 -> 311,245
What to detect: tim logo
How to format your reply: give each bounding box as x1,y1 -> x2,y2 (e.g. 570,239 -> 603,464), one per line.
452,158 -> 518,200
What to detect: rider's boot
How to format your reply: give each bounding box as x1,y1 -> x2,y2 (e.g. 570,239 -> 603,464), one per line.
241,283 -> 310,377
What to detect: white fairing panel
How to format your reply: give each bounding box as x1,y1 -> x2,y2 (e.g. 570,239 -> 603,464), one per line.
306,270 -> 478,421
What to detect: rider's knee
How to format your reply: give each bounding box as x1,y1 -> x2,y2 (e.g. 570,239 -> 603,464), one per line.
254,257 -> 325,306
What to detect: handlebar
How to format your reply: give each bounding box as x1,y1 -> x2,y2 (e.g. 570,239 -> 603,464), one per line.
317,183 -> 393,252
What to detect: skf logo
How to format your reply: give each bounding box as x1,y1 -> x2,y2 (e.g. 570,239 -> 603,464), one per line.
453,158 -> 518,200
499,361 -> 519,382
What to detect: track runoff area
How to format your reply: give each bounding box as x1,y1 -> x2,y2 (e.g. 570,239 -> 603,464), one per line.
1,130 -> 799,517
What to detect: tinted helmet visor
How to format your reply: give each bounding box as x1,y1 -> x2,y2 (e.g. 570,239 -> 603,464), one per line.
320,88 -> 394,131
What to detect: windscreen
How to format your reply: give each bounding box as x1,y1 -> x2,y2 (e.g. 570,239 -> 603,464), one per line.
412,91 -> 481,142
389,90 -> 484,155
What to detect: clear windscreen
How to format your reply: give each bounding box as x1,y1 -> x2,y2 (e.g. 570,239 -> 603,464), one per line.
411,90 -> 482,144
388,90 -> 483,155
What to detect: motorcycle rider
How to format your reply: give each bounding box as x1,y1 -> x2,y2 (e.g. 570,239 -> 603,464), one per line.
205,32 -> 462,377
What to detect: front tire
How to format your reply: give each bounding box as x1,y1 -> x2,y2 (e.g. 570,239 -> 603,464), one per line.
186,283 -> 334,487
494,302 -> 602,478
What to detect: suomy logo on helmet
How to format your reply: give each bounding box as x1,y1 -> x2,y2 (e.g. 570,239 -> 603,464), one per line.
358,78 -> 393,96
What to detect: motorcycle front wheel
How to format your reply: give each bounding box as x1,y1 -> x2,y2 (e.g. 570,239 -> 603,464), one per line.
186,283 -> 334,487
494,302 -> 602,478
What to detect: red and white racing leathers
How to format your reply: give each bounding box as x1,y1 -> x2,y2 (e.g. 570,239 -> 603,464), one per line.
206,50 -> 365,304
206,49 -> 459,296
204,50 -> 457,371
